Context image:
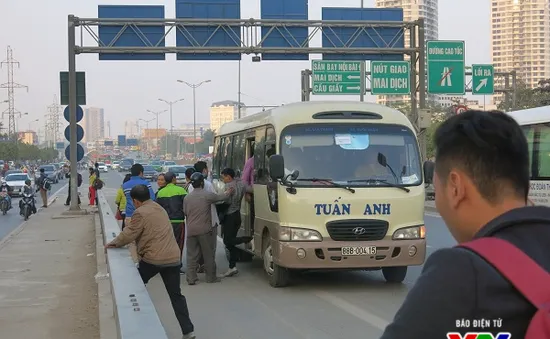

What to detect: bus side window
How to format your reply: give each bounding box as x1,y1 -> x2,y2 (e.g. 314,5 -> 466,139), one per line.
212,137 -> 222,178
222,136 -> 233,169
254,127 -> 267,184
232,133 -> 246,177
534,123 -> 550,178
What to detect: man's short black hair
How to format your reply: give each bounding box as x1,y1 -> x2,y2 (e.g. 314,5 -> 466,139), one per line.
194,161 -> 208,173
130,184 -> 150,202
434,110 -> 529,203
221,167 -> 235,178
94,162 -> 99,168
164,171 -> 176,183
185,167 -> 196,179
131,164 -> 144,176
40,168 -> 45,173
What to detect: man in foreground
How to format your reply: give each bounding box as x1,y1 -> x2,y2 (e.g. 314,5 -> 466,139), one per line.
106,185 -> 196,339
379,110 -> 550,338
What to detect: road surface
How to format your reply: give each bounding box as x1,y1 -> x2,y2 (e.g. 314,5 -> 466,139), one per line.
0,176 -> 68,242
100,170 -> 455,339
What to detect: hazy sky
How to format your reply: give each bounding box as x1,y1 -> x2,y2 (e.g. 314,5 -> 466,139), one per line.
0,0 -> 489,136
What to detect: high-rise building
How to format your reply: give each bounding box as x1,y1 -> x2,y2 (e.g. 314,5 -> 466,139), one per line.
491,0 -> 550,104
82,107 -> 105,143
124,120 -> 139,137
209,100 -> 245,132
375,0 -> 439,106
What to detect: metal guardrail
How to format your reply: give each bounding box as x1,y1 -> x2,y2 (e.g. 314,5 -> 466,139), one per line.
97,191 -> 169,339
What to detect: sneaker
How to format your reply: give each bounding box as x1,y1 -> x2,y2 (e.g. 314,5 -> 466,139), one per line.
224,267 -> 238,277
182,332 -> 196,339
187,279 -> 198,285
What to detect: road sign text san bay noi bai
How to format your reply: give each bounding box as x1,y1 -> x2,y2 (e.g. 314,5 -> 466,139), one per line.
312,60 -> 361,94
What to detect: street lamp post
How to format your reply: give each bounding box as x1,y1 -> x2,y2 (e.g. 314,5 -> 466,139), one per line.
138,118 -> 155,156
147,109 -> 167,156
177,79 -> 211,157
158,98 -> 184,157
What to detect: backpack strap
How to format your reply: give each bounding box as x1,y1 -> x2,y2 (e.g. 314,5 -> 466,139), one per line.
459,237 -> 550,309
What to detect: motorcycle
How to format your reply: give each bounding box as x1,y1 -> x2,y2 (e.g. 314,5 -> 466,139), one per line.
20,193 -> 34,221
0,191 -> 9,215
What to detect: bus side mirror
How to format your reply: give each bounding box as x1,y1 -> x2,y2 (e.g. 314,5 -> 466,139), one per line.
269,154 -> 285,180
424,160 -> 434,184
377,153 -> 387,167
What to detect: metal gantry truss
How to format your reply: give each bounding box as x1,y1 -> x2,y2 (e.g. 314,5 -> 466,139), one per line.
74,17 -> 415,55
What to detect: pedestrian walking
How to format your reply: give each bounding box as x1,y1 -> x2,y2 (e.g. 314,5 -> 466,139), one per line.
219,167 -> 252,277
115,174 -> 131,230
35,168 -> 50,208
88,167 -> 97,206
106,184 -> 195,339
156,171 -> 187,261
183,172 -> 232,285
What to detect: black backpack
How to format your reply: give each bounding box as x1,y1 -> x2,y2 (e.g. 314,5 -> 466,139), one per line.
77,173 -> 83,187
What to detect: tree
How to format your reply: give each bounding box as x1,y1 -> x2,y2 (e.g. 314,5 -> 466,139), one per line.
497,79 -> 550,111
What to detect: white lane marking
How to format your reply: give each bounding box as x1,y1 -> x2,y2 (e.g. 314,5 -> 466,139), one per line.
313,290 -> 390,330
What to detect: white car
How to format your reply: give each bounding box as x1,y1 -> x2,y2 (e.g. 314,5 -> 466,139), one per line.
4,173 -> 33,197
111,161 -> 120,170
97,162 -> 108,172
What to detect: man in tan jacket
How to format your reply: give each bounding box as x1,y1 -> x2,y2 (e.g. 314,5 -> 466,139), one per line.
106,184 -> 196,339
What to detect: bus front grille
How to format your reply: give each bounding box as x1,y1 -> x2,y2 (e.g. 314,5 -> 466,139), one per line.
326,219 -> 388,241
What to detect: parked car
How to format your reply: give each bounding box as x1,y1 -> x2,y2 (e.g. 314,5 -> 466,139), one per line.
142,165 -> 159,181
37,165 -> 58,184
4,173 -> 33,197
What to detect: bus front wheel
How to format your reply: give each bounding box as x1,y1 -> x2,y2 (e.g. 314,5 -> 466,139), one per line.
263,242 -> 290,288
382,266 -> 407,283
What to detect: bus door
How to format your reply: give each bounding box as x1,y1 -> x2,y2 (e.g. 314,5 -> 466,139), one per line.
244,136 -> 256,238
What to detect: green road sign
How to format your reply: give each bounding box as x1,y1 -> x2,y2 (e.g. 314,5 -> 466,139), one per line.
426,41 -> 465,94
312,60 -> 362,95
371,61 -> 411,95
60,71 -> 87,105
472,64 -> 494,95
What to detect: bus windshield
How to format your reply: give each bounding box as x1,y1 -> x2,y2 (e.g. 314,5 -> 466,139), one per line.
280,124 -> 422,186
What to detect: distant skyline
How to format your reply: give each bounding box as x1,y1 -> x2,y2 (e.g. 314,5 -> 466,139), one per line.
0,0 -> 489,136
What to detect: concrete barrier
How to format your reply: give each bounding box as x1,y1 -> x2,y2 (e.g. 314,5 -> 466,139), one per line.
96,191 -> 169,339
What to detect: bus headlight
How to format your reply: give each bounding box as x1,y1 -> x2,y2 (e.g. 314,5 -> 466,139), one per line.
279,227 -> 323,242
392,225 -> 426,240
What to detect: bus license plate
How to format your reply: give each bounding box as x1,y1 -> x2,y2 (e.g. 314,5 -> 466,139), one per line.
341,246 -> 377,256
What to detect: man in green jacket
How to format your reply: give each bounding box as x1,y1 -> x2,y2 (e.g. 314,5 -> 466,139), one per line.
156,172 -> 187,266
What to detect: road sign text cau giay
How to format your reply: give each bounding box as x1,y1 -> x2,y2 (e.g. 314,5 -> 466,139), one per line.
312,60 -> 362,95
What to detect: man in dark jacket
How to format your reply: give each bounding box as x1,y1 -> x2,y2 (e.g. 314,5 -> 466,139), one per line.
156,172 -> 187,261
65,167 -> 82,206
379,110 -> 550,339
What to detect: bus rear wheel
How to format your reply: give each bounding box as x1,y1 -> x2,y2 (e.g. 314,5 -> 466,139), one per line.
263,242 -> 290,288
382,266 -> 407,283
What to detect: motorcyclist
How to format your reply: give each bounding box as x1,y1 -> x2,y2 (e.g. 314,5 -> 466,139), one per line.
0,179 -> 13,210
19,179 -> 37,215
